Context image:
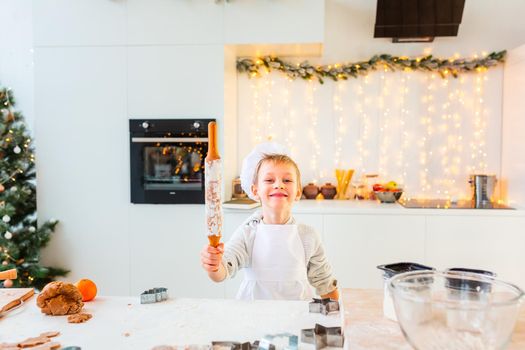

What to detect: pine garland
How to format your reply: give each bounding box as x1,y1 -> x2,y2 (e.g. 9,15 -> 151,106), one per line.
0,84 -> 68,290
237,50 -> 507,84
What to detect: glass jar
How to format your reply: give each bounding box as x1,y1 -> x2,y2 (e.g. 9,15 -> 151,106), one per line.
364,173 -> 380,200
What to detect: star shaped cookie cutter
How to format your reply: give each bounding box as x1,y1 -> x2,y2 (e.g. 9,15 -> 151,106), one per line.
308,298 -> 340,315
140,287 -> 168,304
211,341 -> 262,350
259,333 -> 297,350
301,324 -> 344,349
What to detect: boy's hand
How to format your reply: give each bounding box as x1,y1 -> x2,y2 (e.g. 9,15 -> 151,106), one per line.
200,243 -> 224,272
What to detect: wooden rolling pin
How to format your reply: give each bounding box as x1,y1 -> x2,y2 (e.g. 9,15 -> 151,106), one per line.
205,121 -> 222,248
0,269 -> 17,280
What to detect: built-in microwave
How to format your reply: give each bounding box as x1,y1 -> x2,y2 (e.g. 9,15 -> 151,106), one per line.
129,118 -> 214,204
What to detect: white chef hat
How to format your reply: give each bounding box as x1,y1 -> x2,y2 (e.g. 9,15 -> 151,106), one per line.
240,142 -> 290,200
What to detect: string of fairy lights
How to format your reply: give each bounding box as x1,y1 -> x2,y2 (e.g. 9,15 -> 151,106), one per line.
240,52 -> 501,199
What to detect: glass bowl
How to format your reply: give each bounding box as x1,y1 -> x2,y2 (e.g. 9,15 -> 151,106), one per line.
374,190 -> 403,203
389,270 -> 524,350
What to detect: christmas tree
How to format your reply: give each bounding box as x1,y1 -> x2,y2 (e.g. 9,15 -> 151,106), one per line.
0,83 -> 68,290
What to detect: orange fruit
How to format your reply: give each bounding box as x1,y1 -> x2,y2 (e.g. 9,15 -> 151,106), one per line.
75,278 -> 97,302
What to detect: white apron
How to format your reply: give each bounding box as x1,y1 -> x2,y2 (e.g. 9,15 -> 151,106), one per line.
236,223 -> 313,300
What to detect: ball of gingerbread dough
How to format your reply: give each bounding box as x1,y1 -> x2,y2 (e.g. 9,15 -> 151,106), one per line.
37,281 -> 84,315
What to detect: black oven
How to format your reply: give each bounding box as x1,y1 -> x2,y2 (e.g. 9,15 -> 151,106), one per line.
129,119 -> 214,204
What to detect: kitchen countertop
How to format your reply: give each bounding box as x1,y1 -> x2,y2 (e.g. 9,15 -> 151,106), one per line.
0,294 -> 340,349
341,289 -> 525,350
225,200 -> 525,216
2,289 -> 523,349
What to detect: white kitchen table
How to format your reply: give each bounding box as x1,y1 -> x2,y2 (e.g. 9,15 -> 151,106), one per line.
4,289 -> 523,349
0,295 -> 341,349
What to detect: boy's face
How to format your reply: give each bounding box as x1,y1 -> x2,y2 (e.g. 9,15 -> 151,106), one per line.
251,161 -> 301,211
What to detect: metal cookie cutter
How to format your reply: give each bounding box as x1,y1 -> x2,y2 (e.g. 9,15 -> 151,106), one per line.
140,287 -> 168,304
259,333 -> 297,350
308,298 -> 340,315
211,341 -> 259,350
301,324 -> 344,349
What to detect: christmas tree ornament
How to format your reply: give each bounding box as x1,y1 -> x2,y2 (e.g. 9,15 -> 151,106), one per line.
0,184 -> 4,192
204,121 -> 222,248
3,279 -> 13,288
6,111 -> 14,122
4,231 -> 12,239
13,145 -> 21,154
2,214 -> 10,223
10,186 -> 17,192
29,226 -> 36,233
2,260 -> 8,266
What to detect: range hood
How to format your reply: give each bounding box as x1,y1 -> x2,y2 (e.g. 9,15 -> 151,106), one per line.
374,0 -> 465,43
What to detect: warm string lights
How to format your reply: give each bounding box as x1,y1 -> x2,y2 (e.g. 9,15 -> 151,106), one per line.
306,80 -> 321,183
470,71 -> 488,174
378,70 -> 393,180
439,76 -> 453,200
241,54 -> 499,199
265,72 -> 275,141
398,73 -> 410,194
333,82 -> 346,169
416,74 -> 431,196
283,76 -> 298,159
355,75 -> 372,177
248,75 -> 263,146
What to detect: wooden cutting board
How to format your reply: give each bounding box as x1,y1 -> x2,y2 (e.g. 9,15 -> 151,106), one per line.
0,288 -> 34,314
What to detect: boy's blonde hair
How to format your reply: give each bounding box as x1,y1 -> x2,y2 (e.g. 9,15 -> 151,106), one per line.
253,154 -> 302,192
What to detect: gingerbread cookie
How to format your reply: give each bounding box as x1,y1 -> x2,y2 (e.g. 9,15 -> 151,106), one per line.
39,332 -> 60,338
18,336 -> 49,348
67,312 -> 92,323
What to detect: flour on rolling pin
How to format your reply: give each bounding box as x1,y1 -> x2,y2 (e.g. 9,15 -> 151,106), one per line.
205,121 -> 222,247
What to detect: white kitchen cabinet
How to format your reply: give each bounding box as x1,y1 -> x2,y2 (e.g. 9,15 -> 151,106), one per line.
127,45 -> 225,118
225,205 -> 525,294
127,205 -> 225,299
33,0 -> 127,47
323,214 -> 426,289
127,0 -> 224,45
425,215 -> 525,289
35,46 -> 131,296
224,0 -> 325,45
223,211 -> 250,298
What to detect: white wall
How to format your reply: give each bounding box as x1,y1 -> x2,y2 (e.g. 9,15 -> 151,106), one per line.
323,0 -> 525,60
502,44 -> 525,208
0,0 -> 34,132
